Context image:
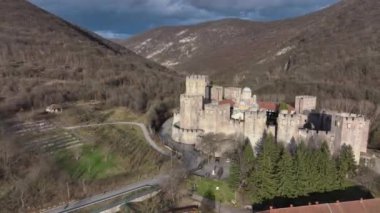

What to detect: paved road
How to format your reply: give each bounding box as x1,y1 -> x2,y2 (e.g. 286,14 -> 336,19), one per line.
64,122 -> 169,155
42,176 -> 168,213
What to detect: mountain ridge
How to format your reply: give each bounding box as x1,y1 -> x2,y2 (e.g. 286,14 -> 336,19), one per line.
121,0 -> 380,146
0,0 -> 182,117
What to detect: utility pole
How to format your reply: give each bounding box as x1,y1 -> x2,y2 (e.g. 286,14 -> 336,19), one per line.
170,150 -> 174,203
66,182 -> 70,203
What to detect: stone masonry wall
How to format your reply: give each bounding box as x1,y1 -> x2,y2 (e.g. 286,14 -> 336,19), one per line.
295,96 -> 317,114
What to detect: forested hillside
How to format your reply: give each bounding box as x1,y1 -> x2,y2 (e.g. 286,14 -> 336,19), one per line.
0,0 -> 182,119
122,0 -> 380,147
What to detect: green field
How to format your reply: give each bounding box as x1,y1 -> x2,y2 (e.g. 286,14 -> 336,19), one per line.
189,176 -> 235,203
56,104 -> 145,126
56,145 -> 118,180
55,125 -> 167,181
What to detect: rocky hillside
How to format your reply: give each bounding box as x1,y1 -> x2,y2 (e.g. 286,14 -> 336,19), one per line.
0,0 -> 182,118
121,0 -> 380,146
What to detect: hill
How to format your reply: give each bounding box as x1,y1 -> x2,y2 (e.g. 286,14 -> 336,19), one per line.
0,0 -> 182,119
120,0 -> 380,146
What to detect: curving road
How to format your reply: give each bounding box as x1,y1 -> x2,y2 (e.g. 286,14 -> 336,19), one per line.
64,122 -> 169,155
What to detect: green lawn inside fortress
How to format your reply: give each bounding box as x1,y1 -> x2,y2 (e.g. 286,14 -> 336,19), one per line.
190,176 -> 235,203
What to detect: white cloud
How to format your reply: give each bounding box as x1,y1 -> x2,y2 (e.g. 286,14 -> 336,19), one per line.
29,0 -> 338,36
94,30 -> 130,39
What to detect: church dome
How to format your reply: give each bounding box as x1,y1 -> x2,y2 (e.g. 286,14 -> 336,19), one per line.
242,87 -> 252,93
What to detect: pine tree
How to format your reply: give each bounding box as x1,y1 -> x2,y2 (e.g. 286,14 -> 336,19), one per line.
294,142 -> 310,196
336,144 -> 356,188
277,149 -> 297,198
315,142 -> 338,192
228,160 -> 241,189
250,153 -> 278,203
241,142 -> 255,179
249,134 -> 279,203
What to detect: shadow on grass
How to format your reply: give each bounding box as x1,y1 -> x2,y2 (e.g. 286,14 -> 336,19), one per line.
251,185 -> 373,212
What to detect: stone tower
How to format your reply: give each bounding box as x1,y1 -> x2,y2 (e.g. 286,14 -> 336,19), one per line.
211,86 -> 224,101
179,75 -> 210,130
185,75 -> 210,98
295,96 -> 317,114
276,111 -> 300,144
180,94 -> 203,129
332,113 -> 370,163
244,110 -> 267,150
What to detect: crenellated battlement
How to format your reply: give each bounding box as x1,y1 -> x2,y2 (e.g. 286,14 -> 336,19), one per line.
245,110 -> 267,119
186,75 -> 209,80
299,128 -> 333,136
177,128 -> 204,134
278,111 -> 297,118
338,113 -> 369,122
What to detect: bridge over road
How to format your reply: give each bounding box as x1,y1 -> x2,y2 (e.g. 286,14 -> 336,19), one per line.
41,175 -> 168,213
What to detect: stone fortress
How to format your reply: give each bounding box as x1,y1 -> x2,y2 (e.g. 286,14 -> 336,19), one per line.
171,75 -> 370,163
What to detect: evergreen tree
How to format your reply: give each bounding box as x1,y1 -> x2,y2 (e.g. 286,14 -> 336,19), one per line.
249,134 -> 279,203
336,144 -> 356,187
294,142 -> 310,196
315,142 -> 338,192
277,149 -> 297,198
241,142 -> 255,179
228,160 -> 241,189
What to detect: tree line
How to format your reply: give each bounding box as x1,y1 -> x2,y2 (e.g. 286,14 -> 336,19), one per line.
228,134 -> 356,204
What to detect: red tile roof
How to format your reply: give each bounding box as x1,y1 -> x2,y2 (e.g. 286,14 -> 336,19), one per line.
219,99 -> 235,106
259,198 -> 380,213
258,101 -> 278,112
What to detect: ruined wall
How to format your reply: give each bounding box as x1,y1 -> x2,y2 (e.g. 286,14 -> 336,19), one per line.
185,75 -> 209,97
277,111 -> 301,145
180,94 -> 203,129
295,96 -> 317,114
244,110 -> 267,150
211,85 -> 224,101
224,87 -> 241,103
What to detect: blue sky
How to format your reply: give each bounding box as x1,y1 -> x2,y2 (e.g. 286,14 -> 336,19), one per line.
30,0 -> 338,39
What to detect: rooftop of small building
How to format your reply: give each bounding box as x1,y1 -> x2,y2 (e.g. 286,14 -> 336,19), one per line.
258,198 -> 380,213
219,99 -> 235,106
258,101 -> 278,112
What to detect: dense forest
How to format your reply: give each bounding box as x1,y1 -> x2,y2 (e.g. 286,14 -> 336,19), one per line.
0,0 -> 183,129
228,135 -> 358,206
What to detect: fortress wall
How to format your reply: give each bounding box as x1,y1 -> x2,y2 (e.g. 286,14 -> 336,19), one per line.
361,120 -> 370,153
334,114 -> 369,163
180,94 -> 203,129
266,125 -> 276,136
173,111 -> 180,126
244,110 -> 267,150
211,85 -> 224,101
185,75 -> 209,97
172,126 -> 203,145
298,129 -> 336,151
200,103 -> 233,134
224,87 -> 242,103
277,112 -> 301,145
295,96 -> 317,114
